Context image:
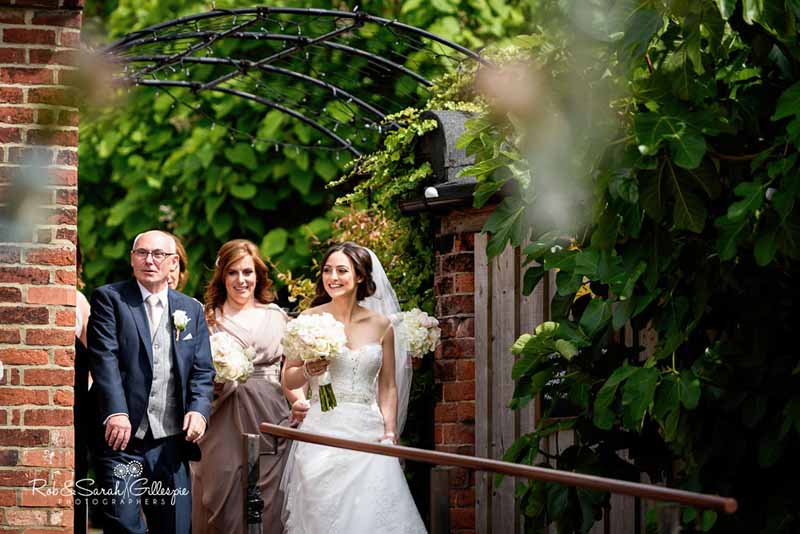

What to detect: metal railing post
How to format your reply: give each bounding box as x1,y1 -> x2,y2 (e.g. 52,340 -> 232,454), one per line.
242,433 -> 263,534
430,467 -> 451,534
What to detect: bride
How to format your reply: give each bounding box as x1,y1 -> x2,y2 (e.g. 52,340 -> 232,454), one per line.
280,241 -> 426,534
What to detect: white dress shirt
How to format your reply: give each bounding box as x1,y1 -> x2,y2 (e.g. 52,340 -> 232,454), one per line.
137,282 -> 169,334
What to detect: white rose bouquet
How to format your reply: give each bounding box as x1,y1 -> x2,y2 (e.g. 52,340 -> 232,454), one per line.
398,308 -> 441,359
282,312 -> 347,412
210,331 -> 256,383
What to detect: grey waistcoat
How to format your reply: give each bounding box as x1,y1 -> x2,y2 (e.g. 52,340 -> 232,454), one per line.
135,303 -> 181,439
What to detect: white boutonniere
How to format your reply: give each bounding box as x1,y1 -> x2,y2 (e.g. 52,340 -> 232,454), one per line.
172,310 -> 190,341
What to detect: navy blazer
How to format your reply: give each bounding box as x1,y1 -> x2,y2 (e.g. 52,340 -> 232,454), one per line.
87,279 -> 215,456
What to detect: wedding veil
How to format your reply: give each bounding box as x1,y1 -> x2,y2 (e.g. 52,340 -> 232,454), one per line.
360,248 -> 412,435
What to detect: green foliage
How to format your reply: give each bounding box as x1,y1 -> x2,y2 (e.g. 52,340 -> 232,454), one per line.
464,1 -> 800,532
80,0 -> 530,297
79,87 -> 348,296
333,110 -> 439,209
328,208 -> 435,313
335,105 -> 486,205
87,0 -> 530,44
324,68 -> 488,310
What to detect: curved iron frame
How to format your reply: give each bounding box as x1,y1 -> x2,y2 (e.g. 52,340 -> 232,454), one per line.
137,79 -> 362,155
127,55 -> 388,120
107,7 -> 487,154
107,7 -> 484,62
119,33 -> 434,87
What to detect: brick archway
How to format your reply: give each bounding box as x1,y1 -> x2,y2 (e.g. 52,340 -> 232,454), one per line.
0,1 -> 82,531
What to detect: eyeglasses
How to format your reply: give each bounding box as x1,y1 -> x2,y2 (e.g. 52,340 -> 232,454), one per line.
131,248 -> 176,262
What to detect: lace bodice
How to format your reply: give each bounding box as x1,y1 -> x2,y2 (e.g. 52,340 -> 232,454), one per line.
324,343 -> 383,405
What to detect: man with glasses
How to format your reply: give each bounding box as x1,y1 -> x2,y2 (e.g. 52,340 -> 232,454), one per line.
87,230 -> 214,534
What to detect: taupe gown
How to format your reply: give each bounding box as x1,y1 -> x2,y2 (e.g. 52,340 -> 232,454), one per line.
191,304 -> 291,534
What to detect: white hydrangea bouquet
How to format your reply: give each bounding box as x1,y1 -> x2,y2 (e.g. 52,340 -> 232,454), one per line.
210,331 -> 256,383
282,312 -> 347,411
397,308 -> 441,359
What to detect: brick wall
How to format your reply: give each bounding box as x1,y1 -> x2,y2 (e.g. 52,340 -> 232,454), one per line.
433,206 -> 492,534
0,1 -> 82,531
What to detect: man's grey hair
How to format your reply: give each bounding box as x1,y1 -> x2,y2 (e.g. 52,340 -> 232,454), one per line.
131,230 -> 177,253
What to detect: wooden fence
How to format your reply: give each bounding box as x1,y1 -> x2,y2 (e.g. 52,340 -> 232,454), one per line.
473,235 -> 681,533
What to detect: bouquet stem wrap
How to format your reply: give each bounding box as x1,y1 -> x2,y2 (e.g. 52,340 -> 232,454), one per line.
317,369 -> 337,411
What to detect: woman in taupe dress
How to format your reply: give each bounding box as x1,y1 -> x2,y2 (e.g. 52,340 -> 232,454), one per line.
191,239 -> 305,533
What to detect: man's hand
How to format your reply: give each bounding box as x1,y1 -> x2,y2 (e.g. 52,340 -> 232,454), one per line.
183,411 -> 207,442
105,414 -> 131,451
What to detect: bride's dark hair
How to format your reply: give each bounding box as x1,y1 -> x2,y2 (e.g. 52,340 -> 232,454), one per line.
311,242 -> 376,306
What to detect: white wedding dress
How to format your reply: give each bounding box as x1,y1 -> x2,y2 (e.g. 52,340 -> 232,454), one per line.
281,343 -> 427,534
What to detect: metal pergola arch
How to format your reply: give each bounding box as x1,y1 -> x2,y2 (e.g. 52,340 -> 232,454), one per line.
106,6 -> 488,157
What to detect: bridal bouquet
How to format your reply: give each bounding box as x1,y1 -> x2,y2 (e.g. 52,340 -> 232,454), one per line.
210,331 -> 256,383
282,313 -> 347,411
397,308 -> 441,359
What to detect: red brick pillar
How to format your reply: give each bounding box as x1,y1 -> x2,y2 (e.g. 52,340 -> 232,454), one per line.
433,206 -> 492,534
0,1 -> 82,531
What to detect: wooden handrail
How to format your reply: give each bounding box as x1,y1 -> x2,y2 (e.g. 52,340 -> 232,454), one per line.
261,423 -> 737,514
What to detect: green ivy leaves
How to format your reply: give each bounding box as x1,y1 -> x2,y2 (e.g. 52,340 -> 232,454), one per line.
260,228 -> 289,258
621,366 -> 660,429
224,143 -> 258,171
772,81 -> 800,121
715,180 -> 770,262
471,2 -> 800,530
229,183 -> 257,200
578,300 -> 612,339
509,320 -> 589,409
594,363 -> 638,430
595,364 -> 701,434
727,182 -> 764,221
618,6 -> 663,63
715,0 -> 738,20
482,198 -> 528,258
635,112 -> 707,169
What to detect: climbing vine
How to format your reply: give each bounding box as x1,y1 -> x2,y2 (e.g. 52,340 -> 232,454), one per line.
460,1 -> 800,532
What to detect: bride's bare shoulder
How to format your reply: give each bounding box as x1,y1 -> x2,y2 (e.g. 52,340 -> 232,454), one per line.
358,306 -> 390,330
375,313 -> 391,330
301,304 -> 330,317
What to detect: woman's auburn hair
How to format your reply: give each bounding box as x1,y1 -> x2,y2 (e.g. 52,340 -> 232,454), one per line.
204,239 -> 274,326
311,241 -> 376,307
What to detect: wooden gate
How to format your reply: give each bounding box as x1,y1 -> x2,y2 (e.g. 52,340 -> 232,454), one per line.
473,235 -> 654,533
